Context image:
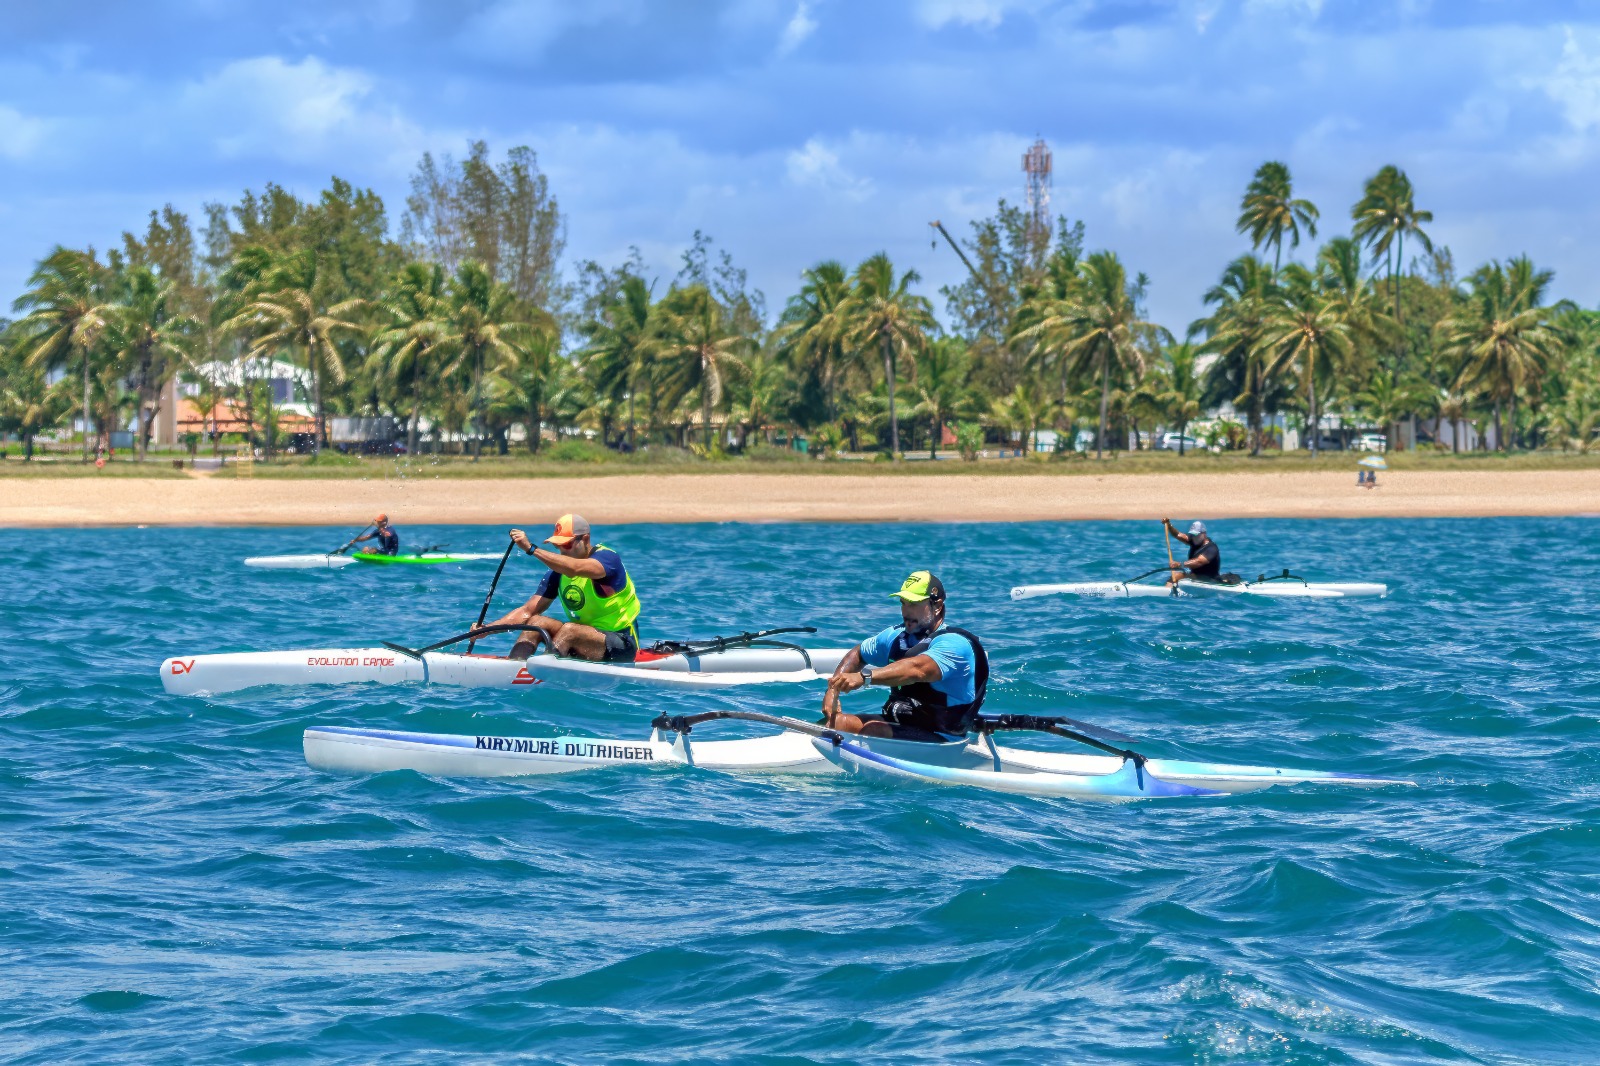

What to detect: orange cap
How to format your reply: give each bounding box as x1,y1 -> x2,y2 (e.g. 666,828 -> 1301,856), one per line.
546,513 -> 590,545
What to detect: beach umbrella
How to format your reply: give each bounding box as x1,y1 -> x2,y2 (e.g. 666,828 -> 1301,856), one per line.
1358,456 -> 1388,469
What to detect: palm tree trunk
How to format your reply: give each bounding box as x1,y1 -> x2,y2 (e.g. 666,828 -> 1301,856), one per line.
702,373 -> 713,451
1308,375 -> 1319,460
311,358 -> 323,458
627,389 -> 635,452
882,335 -> 898,457
81,347 -> 91,463
1096,357 -> 1110,460
408,361 -> 421,456
930,411 -> 939,460
1493,400 -> 1503,452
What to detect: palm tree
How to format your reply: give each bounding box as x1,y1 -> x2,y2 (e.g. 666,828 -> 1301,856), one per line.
0,328 -> 71,459
991,378 -> 1056,455
1435,258 -> 1561,451
112,267 -> 201,461
14,248 -> 114,461
842,253 -> 936,457
727,352 -> 792,450
225,251 -> 366,456
1351,165 -> 1433,354
1353,367 -> 1434,451
1192,255 -> 1285,455
776,261 -> 851,426
1152,342 -> 1204,456
372,262 -> 448,456
1018,251 -> 1163,458
1237,161 -> 1319,272
910,337 -> 975,458
655,284 -> 753,450
439,260 -> 543,458
1260,265 -> 1355,458
577,273 -> 656,451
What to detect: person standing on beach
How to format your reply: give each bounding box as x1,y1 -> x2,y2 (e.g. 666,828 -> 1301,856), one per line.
477,514 -> 643,663
1163,519 -> 1221,586
353,514 -> 400,555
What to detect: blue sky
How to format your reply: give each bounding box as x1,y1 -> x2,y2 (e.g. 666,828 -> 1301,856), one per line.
3,0 -> 1599,331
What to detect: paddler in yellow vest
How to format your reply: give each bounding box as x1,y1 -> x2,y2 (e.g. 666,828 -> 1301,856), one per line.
478,513 -> 642,661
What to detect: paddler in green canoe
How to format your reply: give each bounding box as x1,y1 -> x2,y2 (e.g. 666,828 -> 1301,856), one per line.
351,513 -> 400,556
476,513 -> 642,662
822,570 -> 990,742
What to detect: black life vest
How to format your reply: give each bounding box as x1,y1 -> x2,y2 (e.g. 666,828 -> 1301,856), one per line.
1186,539 -> 1221,579
376,527 -> 400,555
880,625 -> 990,736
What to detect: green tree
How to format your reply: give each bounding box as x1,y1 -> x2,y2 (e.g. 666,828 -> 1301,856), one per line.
775,260 -> 851,426
843,253 -> 936,457
1260,264 -> 1355,458
439,260 -> 546,457
655,283 -> 753,450
1152,342 -> 1204,455
1351,165 -> 1433,359
1237,161 -> 1319,271
0,324 -> 71,459
1016,250 -> 1163,458
110,266 -> 201,461
1435,258 -> 1562,451
576,273 -> 656,450
1193,255 -> 1284,455
991,378 -> 1056,455
910,338 -> 976,458
371,262 -> 448,455
224,250 -> 367,456
13,248 -> 114,461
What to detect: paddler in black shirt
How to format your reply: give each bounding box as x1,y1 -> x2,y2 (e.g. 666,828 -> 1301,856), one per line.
1163,518 -> 1220,586
353,513 -> 400,556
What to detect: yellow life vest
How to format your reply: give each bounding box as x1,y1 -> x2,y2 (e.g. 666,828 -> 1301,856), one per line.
556,544 -> 641,635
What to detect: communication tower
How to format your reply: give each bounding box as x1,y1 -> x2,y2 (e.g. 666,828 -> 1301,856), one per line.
1023,138 -> 1052,237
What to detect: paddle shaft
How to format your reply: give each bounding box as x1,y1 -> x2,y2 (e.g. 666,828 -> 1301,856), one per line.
467,540 -> 517,654
333,524 -> 374,556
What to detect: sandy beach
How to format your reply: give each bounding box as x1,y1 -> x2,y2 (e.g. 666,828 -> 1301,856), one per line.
4,469 -> 1600,527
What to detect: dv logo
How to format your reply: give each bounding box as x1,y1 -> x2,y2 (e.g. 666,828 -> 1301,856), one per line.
170,659 -> 196,675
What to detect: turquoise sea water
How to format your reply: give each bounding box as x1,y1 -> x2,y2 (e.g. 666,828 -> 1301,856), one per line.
3,517 -> 1597,1063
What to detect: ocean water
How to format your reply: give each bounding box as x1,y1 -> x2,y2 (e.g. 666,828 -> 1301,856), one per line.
2,517 -> 1597,1064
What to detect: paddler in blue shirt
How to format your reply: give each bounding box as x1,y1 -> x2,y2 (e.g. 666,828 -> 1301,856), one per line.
822,570 -> 989,742
352,514 -> 400,555
477,513 -> 642,662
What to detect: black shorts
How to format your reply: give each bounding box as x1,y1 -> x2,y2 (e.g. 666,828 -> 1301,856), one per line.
601,627 -> 639,663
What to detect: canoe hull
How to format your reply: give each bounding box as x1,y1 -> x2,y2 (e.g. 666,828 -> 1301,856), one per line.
1011,580 -> 1388,600
303,724 -> 1414,801
161,646 -> 849,696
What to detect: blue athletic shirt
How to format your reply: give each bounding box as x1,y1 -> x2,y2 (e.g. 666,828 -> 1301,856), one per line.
535,546 -> 629,600
858,624 -> 977,705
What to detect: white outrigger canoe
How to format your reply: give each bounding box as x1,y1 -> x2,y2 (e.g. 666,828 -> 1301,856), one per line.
303,711 -> 1414,802
1013,569 -> 1388,601
245,551 -> 505,569
162,633 -> 849,697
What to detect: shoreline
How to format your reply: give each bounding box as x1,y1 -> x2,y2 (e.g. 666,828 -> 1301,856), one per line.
4,469 -> 1600,527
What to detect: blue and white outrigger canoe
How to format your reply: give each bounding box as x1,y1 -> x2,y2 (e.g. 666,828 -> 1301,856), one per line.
303,711 -> 1413,802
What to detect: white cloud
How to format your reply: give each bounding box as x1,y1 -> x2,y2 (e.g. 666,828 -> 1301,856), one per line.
914,0 -> 1035,30
459,0 -> 646,60
179,56 -> 428,171
0,104 -> 48,160
1540,27 -> 1600,132
785,136 -> 873,199
778,1 -> 818,54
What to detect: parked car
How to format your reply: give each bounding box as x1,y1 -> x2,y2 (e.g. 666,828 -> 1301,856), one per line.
1306,436 -> 1344,452
1353,433 -> 1388,453
1159,432 -> 1201,452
